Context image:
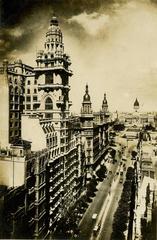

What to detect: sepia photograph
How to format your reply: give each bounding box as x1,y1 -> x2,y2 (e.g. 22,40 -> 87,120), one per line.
0,0 -> 157,239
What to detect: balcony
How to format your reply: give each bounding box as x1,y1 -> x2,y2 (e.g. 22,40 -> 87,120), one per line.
34,65 -> 73,75
38,83 -> 70,92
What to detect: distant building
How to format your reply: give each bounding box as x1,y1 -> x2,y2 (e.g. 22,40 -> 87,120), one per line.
117,99 -> 155,128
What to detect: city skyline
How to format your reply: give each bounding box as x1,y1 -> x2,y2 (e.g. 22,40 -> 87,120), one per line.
0,2 -> 157,239
1,0 -> 157,112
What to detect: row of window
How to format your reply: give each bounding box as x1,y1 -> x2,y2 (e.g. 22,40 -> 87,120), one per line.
10,86 -> 21,94
10,121 -> 19,128
25,96 -> 38,102
9,77 -> 21,84
10,104 -> 19,110
10,112 -> 19,118
27,79 -> 37,85
9,77 -> 37,87
24,98 -> 53,110
46,137 -> 57,148
26,88 -> 37,94
9,129 -> 20,137
24,104 -> 37,110
37,61 -> 64,68
46,36 -> 62,43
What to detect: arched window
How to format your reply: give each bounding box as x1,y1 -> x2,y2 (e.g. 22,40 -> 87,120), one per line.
45,97 -> 53,110
15,86 -> 18,94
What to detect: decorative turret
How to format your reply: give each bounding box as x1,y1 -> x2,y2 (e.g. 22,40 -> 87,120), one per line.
102,93 -> 108,112
134,98 -> 139,112
81,84 -> 93,115
83,84 -> 91,102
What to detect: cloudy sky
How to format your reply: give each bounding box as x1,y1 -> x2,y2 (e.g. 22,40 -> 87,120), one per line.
1,0 -> 157,113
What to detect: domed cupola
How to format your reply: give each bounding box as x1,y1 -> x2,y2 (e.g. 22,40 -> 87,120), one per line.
47,16 -> 61,33
50,16 -> 59,26
36,15 -> 73,70
83,84 -> 91,102
46,15 -> 63,43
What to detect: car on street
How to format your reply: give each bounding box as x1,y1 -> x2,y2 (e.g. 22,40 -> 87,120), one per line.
93,224 -> 101,236
119,178 -> 123,183
119,175 -> 123,183
92,213 -> 97,220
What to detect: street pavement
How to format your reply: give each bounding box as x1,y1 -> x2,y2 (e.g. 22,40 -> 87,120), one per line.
96,179 -> 122,240
95,140 -> 134,240
78,162 -> 119,240
78,136 -> 136,240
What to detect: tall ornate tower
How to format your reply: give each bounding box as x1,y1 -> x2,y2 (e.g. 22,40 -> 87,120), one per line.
80,84 -> 94,174
35,16 -> 72,121
134,98 -> 140,112
32,17 -> 79,233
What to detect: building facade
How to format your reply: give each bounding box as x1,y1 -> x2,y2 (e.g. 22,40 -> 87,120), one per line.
80,85 -> 110,178
0,59 -> 34,147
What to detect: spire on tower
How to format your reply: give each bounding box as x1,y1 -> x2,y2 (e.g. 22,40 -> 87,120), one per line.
81,84 -> 93,115
85,84 -> 88,94
83,84 -> 91,102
